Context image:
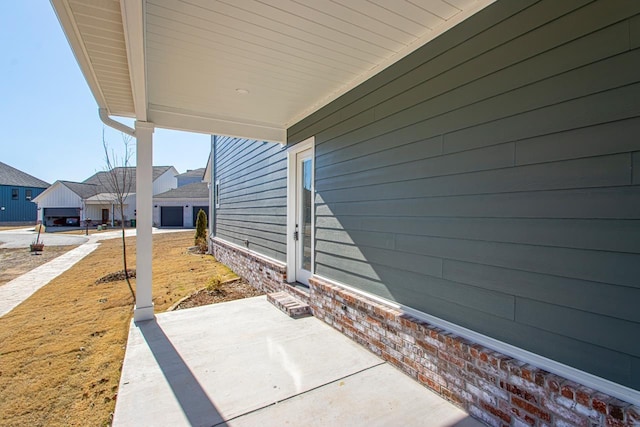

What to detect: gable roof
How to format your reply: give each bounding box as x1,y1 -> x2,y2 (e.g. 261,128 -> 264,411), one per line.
59,181 -> 100,199
83,166 -> 173,187
176,168 -> 205,179
154,182 -> 209,199
0,161 -> 49,188
34,166 -> 175,202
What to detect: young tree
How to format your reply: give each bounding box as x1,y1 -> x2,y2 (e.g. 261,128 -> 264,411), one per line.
99,131 -> 136,301
195,209 -> 207,245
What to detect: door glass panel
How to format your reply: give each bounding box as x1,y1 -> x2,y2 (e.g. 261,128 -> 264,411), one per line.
301,158 -> 312,271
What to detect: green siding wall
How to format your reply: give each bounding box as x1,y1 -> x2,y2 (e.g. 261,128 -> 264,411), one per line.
214,136 -> 288,262
289,1 -> 640,390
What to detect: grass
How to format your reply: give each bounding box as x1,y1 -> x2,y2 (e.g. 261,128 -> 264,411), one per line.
57,227 -> 129,236
0,245 -> 79,286
0,231 -> 236,426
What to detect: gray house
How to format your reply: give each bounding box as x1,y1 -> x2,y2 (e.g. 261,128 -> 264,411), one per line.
53,1 -> 640,425
176,168 -> 206,187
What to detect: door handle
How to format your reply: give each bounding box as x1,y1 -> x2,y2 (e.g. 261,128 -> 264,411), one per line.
294,224 -> 299,241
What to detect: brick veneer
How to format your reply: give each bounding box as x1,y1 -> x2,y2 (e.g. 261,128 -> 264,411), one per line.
210,237 -> 639,426
309,276 -> 640,427
210,237 -> 311,304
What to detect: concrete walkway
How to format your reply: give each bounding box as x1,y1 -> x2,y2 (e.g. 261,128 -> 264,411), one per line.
0,228 -> 191,318
114,297 -> 483,427
0,242 -> 100,317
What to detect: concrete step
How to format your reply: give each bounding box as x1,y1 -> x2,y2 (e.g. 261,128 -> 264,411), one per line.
267,291 -> 311,319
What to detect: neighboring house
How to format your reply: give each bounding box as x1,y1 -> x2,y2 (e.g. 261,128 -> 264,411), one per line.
33,166 -> 177,227
154,165 -> 210,227
54,1 -> 640,425
176,168 -> 205,187
153,182 -> 209,228
0,161 -> 49,224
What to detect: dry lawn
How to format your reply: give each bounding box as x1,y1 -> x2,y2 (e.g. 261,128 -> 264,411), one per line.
58,228 -> 128,236
0,231 -> 236,426
0,246 -> 79,286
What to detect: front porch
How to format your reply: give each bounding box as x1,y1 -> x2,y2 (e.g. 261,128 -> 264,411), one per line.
114,296 -> 480,426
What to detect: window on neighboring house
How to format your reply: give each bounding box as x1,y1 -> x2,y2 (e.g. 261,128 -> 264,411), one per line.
11,188 -> 18,200
215,180 -> 220,208
25,189 -> 32,200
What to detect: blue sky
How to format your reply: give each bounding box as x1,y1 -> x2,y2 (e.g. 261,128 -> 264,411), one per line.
0,1 -> 211,184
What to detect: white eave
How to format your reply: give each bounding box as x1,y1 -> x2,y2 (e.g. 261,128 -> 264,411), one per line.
50,0 -> 495,143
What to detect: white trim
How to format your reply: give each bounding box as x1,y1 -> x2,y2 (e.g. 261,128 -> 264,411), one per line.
148,105 -> 286,144
133,305 -> 154,323
120,0 -> 147,121
50,0 -> 108,111
313,273 -> 640,406
286,137 -> 315,284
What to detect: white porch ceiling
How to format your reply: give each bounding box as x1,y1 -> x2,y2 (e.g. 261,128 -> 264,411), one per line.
52,0 -> 494,143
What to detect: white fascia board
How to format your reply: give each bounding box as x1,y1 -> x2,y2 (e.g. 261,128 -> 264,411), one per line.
50,0 -> 108,110
314,274 -> 640,407
148,105 -> 286,144
120,0 -> 147,122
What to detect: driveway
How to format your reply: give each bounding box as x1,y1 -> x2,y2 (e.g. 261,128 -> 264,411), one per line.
0,227 -> 87,248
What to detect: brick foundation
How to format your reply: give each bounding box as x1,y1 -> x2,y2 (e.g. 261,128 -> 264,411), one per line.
210,238 -> 309,303
210,237 -> 639,426
309,276 -> 640,427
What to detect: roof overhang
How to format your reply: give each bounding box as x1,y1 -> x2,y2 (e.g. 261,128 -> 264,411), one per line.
85,192 -> 134,203
51,0 -> 495,143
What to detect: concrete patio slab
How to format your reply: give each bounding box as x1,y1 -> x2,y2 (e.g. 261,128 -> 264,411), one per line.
113,296 -> 482,427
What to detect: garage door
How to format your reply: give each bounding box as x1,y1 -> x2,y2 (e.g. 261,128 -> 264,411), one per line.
44,208 -> 80,216
160,206 -> 183,227
192,206 -> 209,227
43,207 -> 81,227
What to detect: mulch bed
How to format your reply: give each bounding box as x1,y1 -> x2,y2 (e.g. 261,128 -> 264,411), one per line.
95,269 -> 136,284
173,278 -> 264,310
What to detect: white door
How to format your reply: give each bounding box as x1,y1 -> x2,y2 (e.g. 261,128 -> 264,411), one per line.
295,149 -> 313,285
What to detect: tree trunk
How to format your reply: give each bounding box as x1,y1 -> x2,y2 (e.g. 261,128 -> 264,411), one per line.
120,205 -> 135,301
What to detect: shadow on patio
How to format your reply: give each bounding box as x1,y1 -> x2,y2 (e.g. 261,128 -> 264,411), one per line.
113,296 -> 483,427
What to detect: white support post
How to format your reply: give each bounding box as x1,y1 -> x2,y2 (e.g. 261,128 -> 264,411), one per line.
133,121 -> 155,322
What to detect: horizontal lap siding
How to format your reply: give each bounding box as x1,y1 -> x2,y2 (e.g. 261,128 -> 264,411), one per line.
214,137 -> 287,262
290,1 -> 640,389
0,186 -> 45,222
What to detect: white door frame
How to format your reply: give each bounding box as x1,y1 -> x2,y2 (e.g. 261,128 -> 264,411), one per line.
286,137 -> 314,284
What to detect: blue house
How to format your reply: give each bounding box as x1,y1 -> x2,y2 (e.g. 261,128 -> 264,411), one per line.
0,162 -> 49,224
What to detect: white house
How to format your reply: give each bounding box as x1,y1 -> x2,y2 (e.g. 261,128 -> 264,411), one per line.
153,159 -> 211,227
152,182 -> 209,228
33,166 -> 177,227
